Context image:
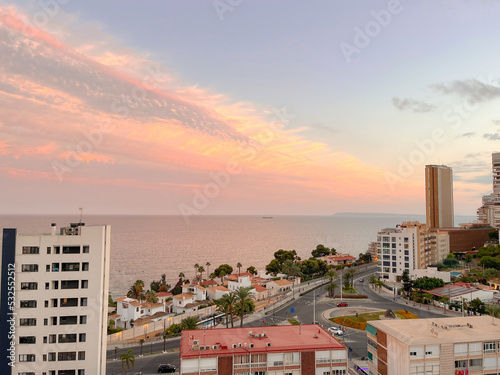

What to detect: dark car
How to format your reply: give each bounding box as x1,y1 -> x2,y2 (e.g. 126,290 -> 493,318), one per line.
337,302 -> 348,307
158,364 -> 176,373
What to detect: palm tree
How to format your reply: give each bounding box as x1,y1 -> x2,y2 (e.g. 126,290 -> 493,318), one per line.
181,316 -> 199,330
215,296 -> 231,328
219,270 -> 226,286
206,262 -> 211,278
486,304 -> 500,318
127,280 -> 145,301
145,290 -> 158,304
234,287 -> 255,327
178,272 -> 185,280
440,296 -> 450,314
120,349 -> 135,373
369,275 -> 377,290
324,270 -> 337,298
194,263 -> 200,281
237,262 -> 242,275
198,266 -> 205,282
422,293 -> 434,310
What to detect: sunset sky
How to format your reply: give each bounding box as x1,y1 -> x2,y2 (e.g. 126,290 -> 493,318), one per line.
1,0 -> 500,217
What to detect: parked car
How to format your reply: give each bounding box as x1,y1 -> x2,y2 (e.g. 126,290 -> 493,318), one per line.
359,278 -> 364,282
327,327 -> 343,336
337,302 -> 348,307
158,364 -> 176,373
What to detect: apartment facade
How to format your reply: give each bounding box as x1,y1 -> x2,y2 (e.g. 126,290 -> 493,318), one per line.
0,223 -> 110,375
366,316 -> 500,375
477,194 -> 495,227
180,325 -> 348,375
376,225 -> 418,282
493,153 -> 500,229
425,164 -> 454,229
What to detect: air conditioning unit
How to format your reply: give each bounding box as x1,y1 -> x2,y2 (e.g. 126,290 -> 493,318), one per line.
193,339 -> 199,345
213,345 -> 218,350
250,343 -> 254,348
232,344 -> 237,349
266,343 -> 271,347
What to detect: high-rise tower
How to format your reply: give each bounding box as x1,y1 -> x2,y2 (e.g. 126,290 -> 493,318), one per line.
425,165 -> 454,228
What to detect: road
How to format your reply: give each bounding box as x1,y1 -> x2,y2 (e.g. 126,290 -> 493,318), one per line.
106,264 -> 452,373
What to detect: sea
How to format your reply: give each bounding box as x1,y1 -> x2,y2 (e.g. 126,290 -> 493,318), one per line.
0,214 -> 475,297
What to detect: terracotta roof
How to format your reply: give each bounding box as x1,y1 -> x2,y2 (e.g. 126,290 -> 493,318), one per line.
149,311 -> 170,319
200,280 -> 218,286
253,285 -> 267,293
327,255 -> 356,261
272,279 -> 292,286
132,317 -> 152,327
141,302 -> 164,309
129,301 -> 142,307
184,301 -> 207,309
208,286 -> 230,292
116,297 -> 127,302
173,292 -> 195,300
157,292 -> 172,297
108,314 -> 120,319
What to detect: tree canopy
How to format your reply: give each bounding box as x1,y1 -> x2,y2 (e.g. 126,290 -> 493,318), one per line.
413,276 -> 445,291
311,244 -> 332,258
213,264 -> 234,277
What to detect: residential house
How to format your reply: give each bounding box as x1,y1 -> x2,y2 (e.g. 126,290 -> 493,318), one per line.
207,286 -> 231,301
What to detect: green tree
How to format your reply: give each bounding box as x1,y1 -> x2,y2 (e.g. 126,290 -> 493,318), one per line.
311,244 -> 331,258
413,277 -> 445,291
265,259 -> 282,275
234,287 -> 255,327
440,295 -> 450,313
145,290 -> 159,304
274,249 -> 300,264
479,256 -> 500,270
108,293 -> 117,307
198,266 -> 205,281
194,263 -> 200,280
214,264 -> 234,277
120,349 -> 135,374
206,262 -> 211,279
422,293 -> 434,309
488,230 -> 499,241
301,259 -> 320,277
219,293 -> 237,328
486,304 -> 500,318
401,270 -> 413,296
236,262 -> 242,275
127,280 -> 145,301
470,298 -> 484,313
246,266 -> 258,275
181,316 -> 199,330
325,269 -> 337,298
215,295 -> 232,328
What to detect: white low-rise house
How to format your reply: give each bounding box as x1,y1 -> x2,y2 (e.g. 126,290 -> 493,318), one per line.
227,275 -> 252,292
115,297 -> 167,329
157,291 -> 173,303
265,279 -> 293,293
252,284 -> 269,301
206,286 -> 231,300
173,292 -> 208,314
182,284 -> 207,300
413,266 -> 451,283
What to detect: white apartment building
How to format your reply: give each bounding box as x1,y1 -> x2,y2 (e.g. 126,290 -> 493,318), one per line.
366,316 -> 500,375
376,226 -> 417,282
227,275 -> 251,292
0,223 -> 110,375
477,193 -> 495,227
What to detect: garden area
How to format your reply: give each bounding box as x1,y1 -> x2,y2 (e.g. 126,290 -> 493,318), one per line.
331,309 -> 419,330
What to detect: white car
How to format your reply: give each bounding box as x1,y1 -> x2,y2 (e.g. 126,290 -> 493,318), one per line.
327,327 -> 343,336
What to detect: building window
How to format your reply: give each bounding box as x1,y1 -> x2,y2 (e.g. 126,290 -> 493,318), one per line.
469,342 -> 482,356
58,334 -> 77,343
454,344 -> 468,357
20,318 -> 36,326
78,370 -> 85,375
62,246 -> 80,254
46,264 -> 50,272
21,264 -> 38,272
60,298 -> 78,307
284,352 -> 300,365
83,245 -> 89,253
59,316 -> 78,325
22,246 -> 39,254
268,353 -> 284,366
19,336 -> 36,344
52,281 -> 59,289
47,246 -> 51,254
48,352 -> 56,361
49,334 -> 56,343
78,351 -> 85,360
79,333 -> 86,342
469,358 -> 482,371
52,299 -> 58,307
52,263 -> 59,271
484,341 -> 496,353
61,263 -> 80,272
391,243 -> 396,248
81,280 -> 89,289
404,237 -> 409,243
80,316 -> 87,324
61,280 -> 79,289
82,262 -> 89,271
19,354 -> 36,362
45,300 -> 49,308
405,263 -> 409,268
58,351 -> 76,361
20,300 -> 37,308
404,257 -> 409,262
21,282 -> 38,290
80,298 -> 87,306
44,318 -> 48,326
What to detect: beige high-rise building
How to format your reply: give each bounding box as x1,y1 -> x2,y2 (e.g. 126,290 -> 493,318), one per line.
425,165 -> 454,229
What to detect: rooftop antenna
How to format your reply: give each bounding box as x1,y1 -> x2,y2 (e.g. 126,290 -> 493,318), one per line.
79,207 -> 83,225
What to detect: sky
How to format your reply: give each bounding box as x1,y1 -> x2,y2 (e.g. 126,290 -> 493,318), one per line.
1,0 -> 500,217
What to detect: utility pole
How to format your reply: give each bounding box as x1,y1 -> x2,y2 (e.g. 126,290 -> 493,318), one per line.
340,269 -> 343,302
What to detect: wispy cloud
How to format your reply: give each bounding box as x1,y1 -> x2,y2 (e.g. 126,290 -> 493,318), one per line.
458,132 -> 476,138
430,78 -> 500,103
392,97 -> 436,113
483,133 -> 500,141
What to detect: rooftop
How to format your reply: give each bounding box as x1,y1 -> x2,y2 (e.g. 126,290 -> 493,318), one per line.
368,316 -> 500,345
180,325 -> 345,358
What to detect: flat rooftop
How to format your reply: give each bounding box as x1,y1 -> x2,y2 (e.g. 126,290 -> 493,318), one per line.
180,325 -> 345,358
369,316 -> 500,345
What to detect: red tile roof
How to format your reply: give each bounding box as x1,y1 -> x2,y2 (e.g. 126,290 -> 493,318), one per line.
157,292 -> 173,297
180,325 -> 346,358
